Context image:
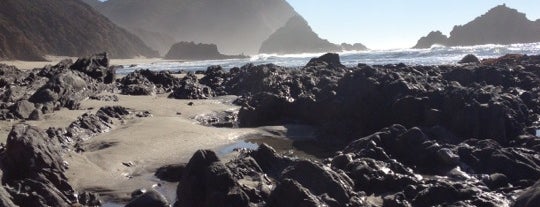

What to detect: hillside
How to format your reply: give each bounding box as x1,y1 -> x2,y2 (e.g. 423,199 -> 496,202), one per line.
87,0 -> 298,55
414,5 -> 540,48
0,0 -> 158,61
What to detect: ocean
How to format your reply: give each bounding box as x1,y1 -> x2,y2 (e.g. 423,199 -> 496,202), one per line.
118,42 -> 540,74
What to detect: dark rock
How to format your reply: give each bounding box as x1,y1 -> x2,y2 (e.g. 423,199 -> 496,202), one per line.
29,70 -> 104,110
70,52 -> 115,83
306,53 -> 344,68
267,179 -> 325,207
459,54 -> 481,64
78,192 -> 102,206
10,99 -> 35,119
513,179 -> 540,207
482,173 -> 509,189
413,31 -> 449,48
155,164 -> 186,182
281,160 -> 354,205
126,189 -> 169,207
169,81 -> 215,99
90,94 -> 119,102
175,150 -> 248,207
165,41 -> 248,60
120,69 -> 181,95
2,124 -> 76,206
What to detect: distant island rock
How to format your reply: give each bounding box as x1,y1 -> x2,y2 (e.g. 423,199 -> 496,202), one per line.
413,31 -> 449,49
84,0 -> 298,55
414,4 -> 540,48
164,42 -> 248,60
0,0 -> 158,61
260,15 -> 367,54
341,43 -> 368,51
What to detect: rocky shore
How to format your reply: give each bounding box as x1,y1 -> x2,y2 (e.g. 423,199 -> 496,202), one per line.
1,52 -> 540,206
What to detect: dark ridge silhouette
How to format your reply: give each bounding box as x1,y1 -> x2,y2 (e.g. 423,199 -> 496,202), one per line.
0,0 -> 158,61
259,15 -> 342,54
164,42 -> 248,60
85,0 -> 298,55
414,5 -> 540,48
413,31 -> 449,49
341,43 -> 368,51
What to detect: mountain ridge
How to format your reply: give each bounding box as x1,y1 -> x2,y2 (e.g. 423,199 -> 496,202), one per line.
413,4 -> 540,48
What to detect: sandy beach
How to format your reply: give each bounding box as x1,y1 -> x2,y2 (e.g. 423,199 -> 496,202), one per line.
0,56 -> 173,71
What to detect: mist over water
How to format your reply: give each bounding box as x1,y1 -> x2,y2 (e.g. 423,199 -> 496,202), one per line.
118,42 -> 540,74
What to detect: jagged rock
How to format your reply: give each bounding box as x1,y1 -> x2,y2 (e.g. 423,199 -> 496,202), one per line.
458,54 -> 481,64
169,82 -> 215,99
281,160 -> 354,206
70,52 -> 115,83
513,179 -> 540,207
29,70 -> 104,110
2,124 -> 76,206
267,179 -> 325,207
175,150 -> 249,207
126,189 -> 169,207
120,69 -> 181,95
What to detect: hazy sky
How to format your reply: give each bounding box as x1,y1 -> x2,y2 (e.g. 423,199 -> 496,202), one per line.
286,1 -> 540,49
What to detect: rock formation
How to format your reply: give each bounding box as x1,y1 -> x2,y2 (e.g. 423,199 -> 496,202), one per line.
164,42 -> 248,60
413,31 -> 449,49
0,0 -> 158,60
414,5 -> 540,48
259,15 -> 342,54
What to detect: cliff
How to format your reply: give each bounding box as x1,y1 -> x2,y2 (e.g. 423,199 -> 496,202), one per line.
0,0 -> 158,61
164,42 -> 248,60
259,15 -> 342,54
413,5 -> 540,48
86,0 -> 298,55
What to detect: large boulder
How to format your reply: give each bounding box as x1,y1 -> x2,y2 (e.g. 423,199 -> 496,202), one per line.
29,70 -> 104,110
175,150 -> 249,207
458,54 -> 481,64
169,73 -> 215,99
2,124 -> 76,206
120,69 -> 181,95
70,52 -> 115,84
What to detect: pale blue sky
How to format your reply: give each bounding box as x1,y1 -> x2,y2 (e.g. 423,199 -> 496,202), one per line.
285,1 -> 540,49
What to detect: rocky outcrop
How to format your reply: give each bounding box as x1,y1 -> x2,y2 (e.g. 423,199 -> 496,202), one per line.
413,31 -> 449,49
340,43 -> 368,51
2,124 -> 81,206
85,0 -> 298,55
0,0 -> 157,60
414,5 -> 540,48
168,73 -> 216,99
259,15 -> 342,54
119,69 -> 182,95
514,179 -> 540,207
165,42 -> 248,60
